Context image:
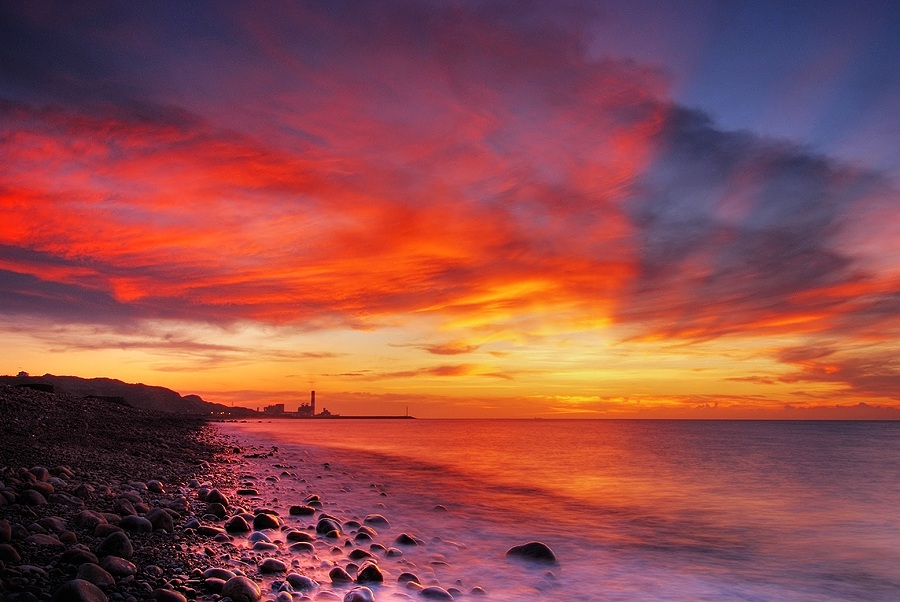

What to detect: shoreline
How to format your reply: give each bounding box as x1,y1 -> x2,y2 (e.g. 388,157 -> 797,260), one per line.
0,385 -> 554,601
0,385 -> 239,601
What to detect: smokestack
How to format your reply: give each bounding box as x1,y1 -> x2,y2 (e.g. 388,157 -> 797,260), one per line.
311,390 -> 316,416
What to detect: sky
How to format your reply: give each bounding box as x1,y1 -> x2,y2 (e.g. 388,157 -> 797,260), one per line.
1,0 -> 898,418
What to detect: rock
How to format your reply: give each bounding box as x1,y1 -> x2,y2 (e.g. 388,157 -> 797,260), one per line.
99,556 -> 137,576
286,530 -> 314,543
395,533 -> 420,546
252,512 -> 281,530
74,511 -> 107,529
356,562 -> 383,584
97,531 -> 133,558
252,540 -> 278,551
259,558 -> 288,573
286,573 -> 318,592
202,567 -> 235,581
76,563 -> 116,587
197,525 -> 226,537
206,502 -> 227,518
30,481 -> 55,496
289,505 -> 316,516
329,567 -> 353,584
61,547 -> 99,565
205,489 -> 229,506
113,499 -> 136,516
289,541 -> 315,553
221,576 -> 261,602
25,533 -> 63,547
385,547 -> 403,558
236,488 -> 259,496
470,586 -> 486,595
51,578 -> 108,602
145,508 -> 174,532
363,514 -> 389,526
38,516 -> 68,532
316,518 -> 341,535
93,524 -> 122,538
343,587 -> 375,602
505,541 -> 558,565
0,543 -> 21,562
152,588 -> 187,602
0,519 -> 10,542
30,466 -> 50,482
348,548 -> 375,561
224,515 -> 251,533
118,515 -> 153,532
397,573 -> 420,584
19,489 -> 48,505
146,480 -> 165,493
419,587 -> 453,600
203,578 -> 226,593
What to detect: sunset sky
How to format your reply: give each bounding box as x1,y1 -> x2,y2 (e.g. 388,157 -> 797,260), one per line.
1,1 -> 898,418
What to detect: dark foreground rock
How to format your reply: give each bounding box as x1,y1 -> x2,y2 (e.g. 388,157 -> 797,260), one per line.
0,385 -> 233,601
505,541 -> 560,565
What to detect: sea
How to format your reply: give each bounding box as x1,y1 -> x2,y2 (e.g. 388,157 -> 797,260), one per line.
218,419 -> 900,601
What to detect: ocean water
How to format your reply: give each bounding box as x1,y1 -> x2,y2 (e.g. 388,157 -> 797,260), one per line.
218,419 -> 900,601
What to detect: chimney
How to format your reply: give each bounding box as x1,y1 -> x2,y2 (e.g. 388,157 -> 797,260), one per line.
311,390 -> 316,416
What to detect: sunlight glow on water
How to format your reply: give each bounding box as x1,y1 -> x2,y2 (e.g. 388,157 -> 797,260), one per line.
220,419 -> 900,601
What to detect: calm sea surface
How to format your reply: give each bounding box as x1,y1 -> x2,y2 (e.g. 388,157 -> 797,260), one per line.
220,419 -> 900,601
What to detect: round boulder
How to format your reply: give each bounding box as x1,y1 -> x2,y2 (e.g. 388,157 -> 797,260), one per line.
76,563 -> 115,587
356,562 -> 383,584
205,489 -> 229,507
329,567 -> 353,584
252,512 -> 281,530
221,576 -> 261,602
119,515 -> 153,533
97,531 -> 133,558
152,588 -> 187,602
505,541 -> 559,565
343,586 -> 375,602
316,517 -> 341,535
286,574 -> 318,592
224,515 -> 251,533
420,586 -> 453,600
259,558 -> 287,573
52,578 -> 107,602
145,508 -> 175,532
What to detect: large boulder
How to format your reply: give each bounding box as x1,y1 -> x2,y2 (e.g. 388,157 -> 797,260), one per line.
221,576 -> 261,602
505,541 -> 559,565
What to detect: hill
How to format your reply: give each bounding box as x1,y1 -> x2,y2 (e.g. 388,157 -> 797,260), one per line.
0,373 -> 240,414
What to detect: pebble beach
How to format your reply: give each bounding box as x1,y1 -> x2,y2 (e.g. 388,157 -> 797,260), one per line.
0,386 -> 554,602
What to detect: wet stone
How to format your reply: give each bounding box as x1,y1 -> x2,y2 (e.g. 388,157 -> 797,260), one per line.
505,541 -> 559,565
397,573 -> 420,584
286,574 -> 318,592
419,586 -> 454,600
97,531 -> 133,558
76,563 -> 116,587
118,515 -> 153,532
329,567 -> 353,584
289,541 -> 315,553
145,508 -> 175,532
19,490 -> 48,506
395,533 -> 420,546
252,512 -> 281,530
152,588 -> 187,602
225,515 -> 251,533
316,518 -> 341,535
355,562 -> 383,584
25,533 -> 63,547
51,578 -> 108,602
289,505 -> 316,516
202,567 -> 234,581
343,586 -> 375,602
0,543 -> 21,562
286,531 -> 314,543
60,547 -> 99,565
259,558 -> 288,573
204,489 -> 229,507
99,555 -> 137,576
363,514 -> 389,526
221,575 -> 261,602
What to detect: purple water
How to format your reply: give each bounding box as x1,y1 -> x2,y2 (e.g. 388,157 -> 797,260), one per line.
218,419 -> 900,601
